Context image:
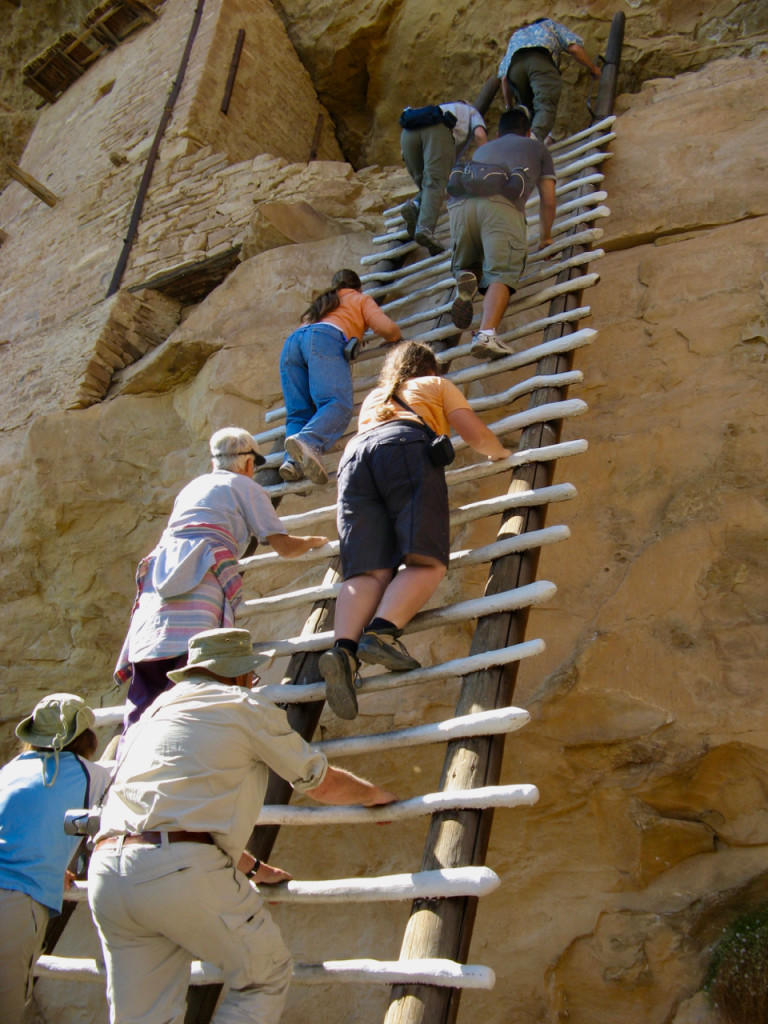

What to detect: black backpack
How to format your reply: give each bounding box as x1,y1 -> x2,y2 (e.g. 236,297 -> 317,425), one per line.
399,105 -> 458,131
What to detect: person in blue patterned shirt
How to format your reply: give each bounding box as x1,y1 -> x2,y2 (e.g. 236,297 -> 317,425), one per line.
498,17 -> 601,143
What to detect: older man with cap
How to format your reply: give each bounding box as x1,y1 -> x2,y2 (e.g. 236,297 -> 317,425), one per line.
89,626 -> 396,1024
115,426 -> 329,727
0,694 -> 111,1024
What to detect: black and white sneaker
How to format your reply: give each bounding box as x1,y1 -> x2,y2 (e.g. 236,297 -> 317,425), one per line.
357,629 -> 420,672
319,647 -> 359,720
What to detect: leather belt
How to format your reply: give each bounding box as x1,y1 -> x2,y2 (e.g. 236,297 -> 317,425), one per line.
94,830 -> 215,851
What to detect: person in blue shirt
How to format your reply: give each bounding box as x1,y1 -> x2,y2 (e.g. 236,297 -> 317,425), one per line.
0,693 -> 111,1024
498,17 -> 601,143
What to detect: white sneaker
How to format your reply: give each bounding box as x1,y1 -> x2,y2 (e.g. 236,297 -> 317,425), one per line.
470,329 -> 508,360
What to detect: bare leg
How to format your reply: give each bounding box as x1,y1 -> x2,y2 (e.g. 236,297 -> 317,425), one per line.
334,570 -> 392,642
480,282 -> 511,331
373,556 -> 447,629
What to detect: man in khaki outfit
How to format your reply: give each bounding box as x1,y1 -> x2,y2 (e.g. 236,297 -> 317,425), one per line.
88,627 -> 396,1024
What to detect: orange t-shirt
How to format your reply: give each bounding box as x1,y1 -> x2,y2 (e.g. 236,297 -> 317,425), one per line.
322,289 -> 401,343
357,376 -> 471,437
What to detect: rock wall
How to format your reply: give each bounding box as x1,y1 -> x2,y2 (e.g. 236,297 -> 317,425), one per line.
271,0 -> 768,165
2,3 -> 768,1024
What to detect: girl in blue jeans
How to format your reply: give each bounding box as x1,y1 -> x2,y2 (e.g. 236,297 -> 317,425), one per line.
279,268 -> 401,486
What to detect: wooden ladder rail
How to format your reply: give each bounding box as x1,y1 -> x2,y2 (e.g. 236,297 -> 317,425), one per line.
382,14 -> 625,1024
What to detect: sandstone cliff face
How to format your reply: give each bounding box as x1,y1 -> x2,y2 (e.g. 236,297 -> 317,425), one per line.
270,0 -> 768,165
2,4 -> 768,1024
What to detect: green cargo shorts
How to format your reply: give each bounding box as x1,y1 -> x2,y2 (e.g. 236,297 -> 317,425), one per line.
448,197 -> 527,292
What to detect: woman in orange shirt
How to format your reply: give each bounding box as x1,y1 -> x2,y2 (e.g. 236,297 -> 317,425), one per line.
279,269 -> 402,486
319,341 -> 511,719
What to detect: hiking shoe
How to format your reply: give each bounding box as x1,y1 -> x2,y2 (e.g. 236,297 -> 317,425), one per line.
319,647 -> 359,720
471,329 -> 508,360
401,200 -> 418,238
450,271 -> 478,329
414,227 -> 445,256
284,436 -> 328,486
278,457 -> 303,482
357,629 -> 421,672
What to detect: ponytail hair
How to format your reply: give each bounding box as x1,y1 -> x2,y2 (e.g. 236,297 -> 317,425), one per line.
373,341 -> 439,422
302,268 -> 362,324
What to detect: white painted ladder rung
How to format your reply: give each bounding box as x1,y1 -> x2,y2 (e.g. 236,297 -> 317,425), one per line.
257,638 -> 545,704
240,527 -> 571,611
93,640 -> 546,725
448,329 -> 596,387
258,783 -> 539,825
35,955 -> 495,990
65,866 -> 501,904
552,132 -> 617,169
548,114 -> 616,153
315,707 -> 530,758
413,301 -> 594,356
250,578 -> 557,658
372,252 -> 601,335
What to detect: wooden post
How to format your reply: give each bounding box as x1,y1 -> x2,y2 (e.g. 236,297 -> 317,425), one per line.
382,24 -> 623,1020
106,0 -> 206,297
220,28 -> 245,114
593,12 -> 625,121
4,160 -> 59,207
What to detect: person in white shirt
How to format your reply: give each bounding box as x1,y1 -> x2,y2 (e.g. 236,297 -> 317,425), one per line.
400,100 -> 488,254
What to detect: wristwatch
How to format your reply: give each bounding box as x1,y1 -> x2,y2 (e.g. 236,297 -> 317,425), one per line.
246,859 -> 261,879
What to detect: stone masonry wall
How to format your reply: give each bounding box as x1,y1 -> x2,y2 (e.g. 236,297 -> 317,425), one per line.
170,0 -> 343,165
0,0 -> 344,432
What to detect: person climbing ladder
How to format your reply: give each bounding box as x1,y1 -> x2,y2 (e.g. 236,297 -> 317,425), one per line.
279,269 -> 402,486
319,341 -> 511,719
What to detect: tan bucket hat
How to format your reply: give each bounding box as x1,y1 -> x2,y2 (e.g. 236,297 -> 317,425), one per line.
167,628 -> 262,683
16,693 -> 95,749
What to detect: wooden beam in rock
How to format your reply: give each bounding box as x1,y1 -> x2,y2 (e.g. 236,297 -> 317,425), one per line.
4,160 -> 59,207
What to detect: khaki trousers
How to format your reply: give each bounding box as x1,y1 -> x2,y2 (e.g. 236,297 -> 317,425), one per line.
0,888 -> 49,1024
400,122 -> 455,232
507,48 -> 563,141
88,841 -> 293,1024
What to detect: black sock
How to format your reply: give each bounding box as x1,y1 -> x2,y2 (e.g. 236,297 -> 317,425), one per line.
335,638 -> 358,655
367,617 -> 398,635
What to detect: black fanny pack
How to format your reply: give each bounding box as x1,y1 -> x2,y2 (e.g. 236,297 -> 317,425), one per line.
447,160 -> 528,201
392,395 -> 455,468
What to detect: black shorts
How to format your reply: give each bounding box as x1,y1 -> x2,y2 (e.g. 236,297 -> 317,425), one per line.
337,421 -> 450,579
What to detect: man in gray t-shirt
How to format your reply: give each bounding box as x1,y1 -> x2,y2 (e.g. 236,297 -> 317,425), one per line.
447,107 -> 557,360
